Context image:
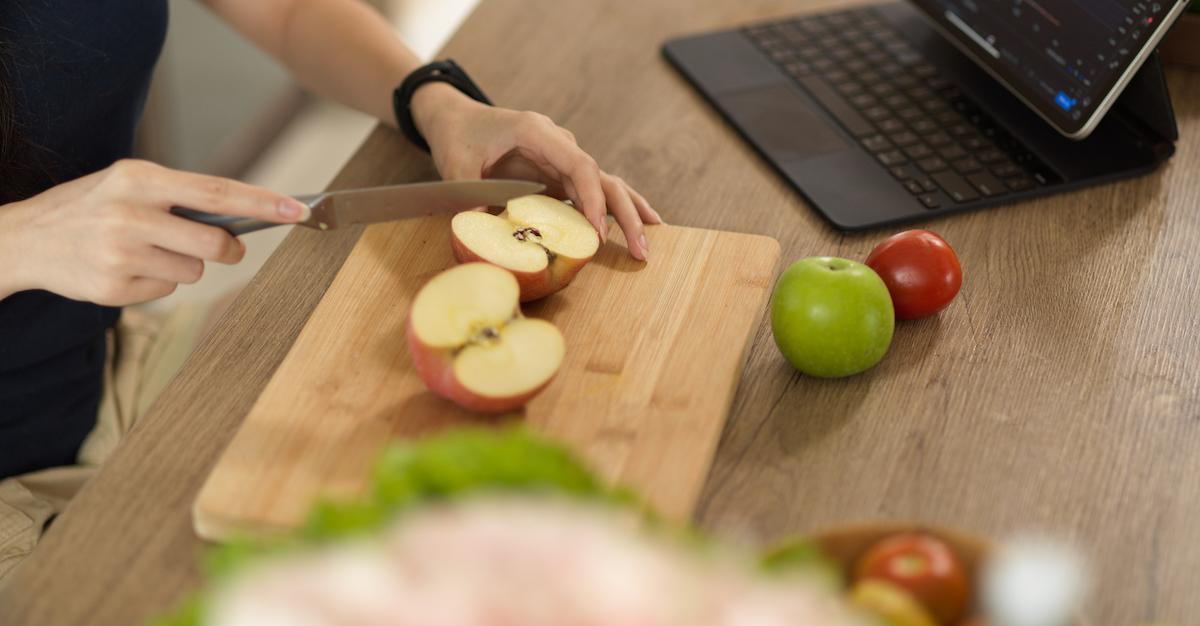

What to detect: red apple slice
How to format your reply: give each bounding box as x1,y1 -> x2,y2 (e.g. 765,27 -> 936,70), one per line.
406,262 -> 565,413
451,194 -> 600,301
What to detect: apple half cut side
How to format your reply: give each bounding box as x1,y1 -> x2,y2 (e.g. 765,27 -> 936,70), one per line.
450,194 -> 600,302
406,262 -> 565,413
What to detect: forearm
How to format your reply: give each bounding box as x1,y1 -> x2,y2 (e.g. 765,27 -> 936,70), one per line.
206,0 -> 472,131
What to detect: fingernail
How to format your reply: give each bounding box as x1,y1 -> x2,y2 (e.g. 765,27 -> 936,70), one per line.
652,208 -> 666,225
278,198 -> 310,221
638,233 -> 649,256
595,220 -> 607,244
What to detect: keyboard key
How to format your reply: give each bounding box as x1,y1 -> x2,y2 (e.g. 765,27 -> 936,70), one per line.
884,94 -> 910,109
889,165 -> 915,180
877,62 -> 903,76
917,176 -> 938,192
878,118 -> 905,133
836,80 -> 865,96
1006,176 -> 1035,191
850,93 -> 878,108
961,135 -> 989,150
917,157 -> 948,173
797,46 -> 823,59
825,69 -> 850,83
862,134 -> 893,152
864,105 -> 891,121
891,74 -> 919,89
889,131 -> 919,146
877,150 -> 908,166
904,143 -> 934,160
870,82 -> 896,96
953,157 -> 983,174
926,75 -> 952,91
918,193 -> 941,209
913,63 -> 938,77
859,70 -> 883,84
938,144 -> 967,160
926,132 -> 953,147
966,171 -> 1006,197
830,47 -> 856,61
978,148 -> 1007,163
898,107 -> 924,121
932,171 -> 980,202
904,179 -> 925,194
949,123 -> 974,137
991,163 -> 1023,178
916,98 -> 945,113
906,86 -> 935,101
934,110 -> 960,124
785,62 -> 813,77
770,49 -> 798,63
796,76 -> 877,137
910,119 -> 937,134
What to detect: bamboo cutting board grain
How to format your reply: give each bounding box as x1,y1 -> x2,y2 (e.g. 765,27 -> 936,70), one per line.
193,217 -> 780,540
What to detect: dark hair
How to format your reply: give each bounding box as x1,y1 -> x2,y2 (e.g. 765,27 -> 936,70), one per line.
1,40 -> 24,204
0,39 -> 38,205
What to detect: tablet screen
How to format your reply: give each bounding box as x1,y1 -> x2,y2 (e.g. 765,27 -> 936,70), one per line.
908,0 -> 1188,138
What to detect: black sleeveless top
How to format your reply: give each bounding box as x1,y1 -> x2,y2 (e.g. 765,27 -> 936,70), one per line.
0,0 -> 169,478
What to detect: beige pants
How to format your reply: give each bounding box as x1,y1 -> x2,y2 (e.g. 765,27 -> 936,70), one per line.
0,305 -> 207,585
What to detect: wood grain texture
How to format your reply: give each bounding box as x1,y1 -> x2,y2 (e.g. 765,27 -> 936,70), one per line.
193,220 -> 779,539
3,1 -> 1200,625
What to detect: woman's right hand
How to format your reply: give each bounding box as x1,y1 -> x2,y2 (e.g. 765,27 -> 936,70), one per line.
0,159 -> 309,305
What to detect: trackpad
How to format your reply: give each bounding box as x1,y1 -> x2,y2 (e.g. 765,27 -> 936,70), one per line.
717,84 -> 848,162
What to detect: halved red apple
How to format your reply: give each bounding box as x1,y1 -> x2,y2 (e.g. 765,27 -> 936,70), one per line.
451,194 -> 600,302
406,263 -> 565,413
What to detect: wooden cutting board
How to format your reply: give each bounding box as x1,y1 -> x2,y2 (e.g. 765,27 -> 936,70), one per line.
194,216 -> 780,541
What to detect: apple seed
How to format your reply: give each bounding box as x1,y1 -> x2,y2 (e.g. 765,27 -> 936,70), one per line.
512,227 -> 542,242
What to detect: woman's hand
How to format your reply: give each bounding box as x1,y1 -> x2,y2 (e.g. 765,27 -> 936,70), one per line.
0,159 -> 309,305
412,84 -> 662,261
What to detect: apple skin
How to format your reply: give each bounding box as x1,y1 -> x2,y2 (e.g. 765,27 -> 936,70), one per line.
405,315 -> 554,413
770,257 -> 894,378
865,229 -> 963,320
450,231 -> 591,302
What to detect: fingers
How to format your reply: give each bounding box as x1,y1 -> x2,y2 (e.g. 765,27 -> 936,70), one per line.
121,277 -> 178,304
137,209 -> 246,264
622,179 -> 663,225
513,116 -> 607,243
135,246 -> 207,284
107,160 -> 309,223
602,175 -> 648,261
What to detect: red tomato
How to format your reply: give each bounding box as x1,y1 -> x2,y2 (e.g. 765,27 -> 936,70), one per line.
865,230 -> 962,320
855,533 -> 971,625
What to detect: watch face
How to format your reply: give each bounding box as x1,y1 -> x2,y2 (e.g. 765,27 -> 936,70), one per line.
907,0 -> 1188,138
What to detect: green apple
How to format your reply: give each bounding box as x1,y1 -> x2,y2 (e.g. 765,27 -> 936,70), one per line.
770,257 -> 894,377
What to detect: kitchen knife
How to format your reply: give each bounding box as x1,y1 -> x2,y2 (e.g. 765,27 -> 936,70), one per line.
170,179 -> 545,236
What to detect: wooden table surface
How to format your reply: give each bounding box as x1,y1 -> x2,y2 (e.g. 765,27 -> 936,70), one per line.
4,1 -> 1199,624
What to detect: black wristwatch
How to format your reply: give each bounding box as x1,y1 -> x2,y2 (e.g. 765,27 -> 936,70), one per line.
393,59 -> 492,153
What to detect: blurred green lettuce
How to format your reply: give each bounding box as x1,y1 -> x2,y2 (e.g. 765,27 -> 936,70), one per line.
151,427 -> 636,626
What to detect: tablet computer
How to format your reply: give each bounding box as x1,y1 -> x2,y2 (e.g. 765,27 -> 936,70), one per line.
908,0 -> 1189,138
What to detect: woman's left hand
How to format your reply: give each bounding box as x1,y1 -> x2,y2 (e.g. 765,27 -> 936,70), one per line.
412,84 -> 662,261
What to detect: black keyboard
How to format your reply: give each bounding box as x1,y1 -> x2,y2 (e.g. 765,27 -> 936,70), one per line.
744,7 -> 1060,210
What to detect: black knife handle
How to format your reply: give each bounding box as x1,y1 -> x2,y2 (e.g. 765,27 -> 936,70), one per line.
169,207 -> 288,236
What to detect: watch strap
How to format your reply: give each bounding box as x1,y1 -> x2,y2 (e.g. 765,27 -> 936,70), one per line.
393,59 -> 492,153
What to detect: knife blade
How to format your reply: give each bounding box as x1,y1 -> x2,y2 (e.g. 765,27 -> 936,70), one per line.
170,179 -> 545,236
